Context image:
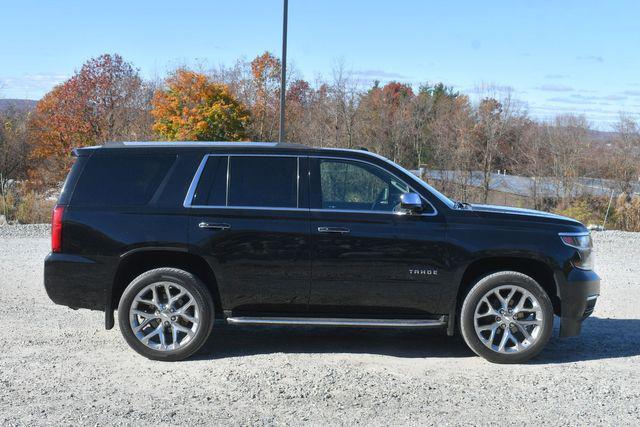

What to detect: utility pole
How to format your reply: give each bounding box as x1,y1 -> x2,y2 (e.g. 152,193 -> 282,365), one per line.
279,0 -> 288,142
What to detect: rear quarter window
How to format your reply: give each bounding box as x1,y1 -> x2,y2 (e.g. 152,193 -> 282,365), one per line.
71,154 -> 176,207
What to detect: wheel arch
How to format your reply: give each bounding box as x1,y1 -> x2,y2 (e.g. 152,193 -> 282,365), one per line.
448,256 -> 560,335
106,248 -> 223,329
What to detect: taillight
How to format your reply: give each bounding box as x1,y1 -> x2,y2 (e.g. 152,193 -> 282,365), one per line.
51,205 -> 64,253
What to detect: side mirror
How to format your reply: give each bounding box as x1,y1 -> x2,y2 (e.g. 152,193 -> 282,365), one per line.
400,192 -> 423,212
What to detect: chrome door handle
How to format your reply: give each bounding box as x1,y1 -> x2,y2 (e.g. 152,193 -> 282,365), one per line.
317,226 -> 350,234
198,222 -> 231,230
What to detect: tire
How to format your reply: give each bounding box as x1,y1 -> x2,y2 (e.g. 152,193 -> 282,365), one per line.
459,271 -> 553,364
117,267 -> 214,361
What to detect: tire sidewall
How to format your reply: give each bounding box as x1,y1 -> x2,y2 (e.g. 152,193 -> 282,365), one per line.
460,271 -> 554,364
118,268 -> 214,361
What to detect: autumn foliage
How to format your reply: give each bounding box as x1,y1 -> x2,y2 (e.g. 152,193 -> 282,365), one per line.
27,54 -> 149,186
151,69 -> 249,141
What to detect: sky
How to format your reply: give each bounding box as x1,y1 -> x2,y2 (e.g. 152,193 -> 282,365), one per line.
1,0 -> 639,129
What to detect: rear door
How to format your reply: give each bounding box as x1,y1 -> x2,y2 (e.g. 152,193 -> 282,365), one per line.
308,156 -> 448,317
186,154 -> 311,315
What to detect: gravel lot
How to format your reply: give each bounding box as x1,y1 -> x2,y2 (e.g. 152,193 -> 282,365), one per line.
1,226 -> 639,426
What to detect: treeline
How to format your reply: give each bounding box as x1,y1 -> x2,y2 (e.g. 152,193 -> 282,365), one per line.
1,53 -> 640,228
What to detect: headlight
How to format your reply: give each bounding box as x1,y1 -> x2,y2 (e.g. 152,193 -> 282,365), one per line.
559,232 -> 594,270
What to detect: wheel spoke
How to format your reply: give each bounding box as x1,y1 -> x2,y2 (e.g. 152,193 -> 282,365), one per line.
173,323 -> 195,337
179,312 -> 197,324
132,309 -> 156,319
134,317 -> 155,333
151,286 -> 160,307
518,318 -> 542,326
497,329 -> 511,352
141,325 -> 162,343
170,290 -> 186,304
515,322 -> 533,342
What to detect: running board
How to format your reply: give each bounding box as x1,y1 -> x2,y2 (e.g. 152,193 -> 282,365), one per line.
225,316 -> 447,328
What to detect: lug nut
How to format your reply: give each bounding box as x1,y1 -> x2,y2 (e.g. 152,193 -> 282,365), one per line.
500,324 -> 507,329
171,316 -> 177,321
164,321 -> 170,326
496,316 -> 501,322
170,308 -> 175,313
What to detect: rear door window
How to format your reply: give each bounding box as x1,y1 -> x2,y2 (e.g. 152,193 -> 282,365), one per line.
71,155 -> 176,207
228,156 -> 298,208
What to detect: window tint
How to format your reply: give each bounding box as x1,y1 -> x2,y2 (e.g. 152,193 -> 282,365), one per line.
319,159 -> 410,212
193,156 -> 228,206
228,156 -> 298,208
72,155 -> 176,206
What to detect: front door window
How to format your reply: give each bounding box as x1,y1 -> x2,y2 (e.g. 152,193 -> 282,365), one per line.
318,159 -> 410,212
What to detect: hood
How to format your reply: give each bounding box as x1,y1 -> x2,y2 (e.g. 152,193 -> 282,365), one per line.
468,203 -> 584,227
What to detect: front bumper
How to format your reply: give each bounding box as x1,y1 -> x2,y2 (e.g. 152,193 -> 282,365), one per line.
559,268 -> 601,337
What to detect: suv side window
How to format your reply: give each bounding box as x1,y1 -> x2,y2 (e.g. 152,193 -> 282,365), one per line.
193,156 -> 228,206
71,154 -> 176,207
316,158 -> 411,212
228,156 -> 298,208
191,155 -> 299,208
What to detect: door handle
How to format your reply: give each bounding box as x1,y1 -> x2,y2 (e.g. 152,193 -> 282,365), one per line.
317,226 -> 350,234
198,222 -> 231,230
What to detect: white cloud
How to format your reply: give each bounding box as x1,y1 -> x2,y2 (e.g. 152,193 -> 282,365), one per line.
0,73 -> 68,99
536,84 -> 573,92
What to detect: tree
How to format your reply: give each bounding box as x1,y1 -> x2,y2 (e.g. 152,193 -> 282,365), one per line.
0,107 -> 29,218
249,52 -> 281,141
151,69 -> 250,141
28,53 -> 150,186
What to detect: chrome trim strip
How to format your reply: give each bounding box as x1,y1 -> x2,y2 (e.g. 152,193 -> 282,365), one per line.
226,316 -> 447,328
183,153 -> 439,216
225,155 -> 230,206
182,154 -> 211,208
296,156 -> 300,208
188,205 -> 308,211
586,294 -> 599,301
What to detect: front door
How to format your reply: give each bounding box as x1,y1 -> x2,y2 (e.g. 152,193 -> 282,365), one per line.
308,157 -> 448,317
187,154 -> 311,315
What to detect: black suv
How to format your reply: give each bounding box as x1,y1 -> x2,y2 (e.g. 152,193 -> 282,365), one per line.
44,142 -> 600,363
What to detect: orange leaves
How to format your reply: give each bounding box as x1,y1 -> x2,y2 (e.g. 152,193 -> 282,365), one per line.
151,69 -> 250,141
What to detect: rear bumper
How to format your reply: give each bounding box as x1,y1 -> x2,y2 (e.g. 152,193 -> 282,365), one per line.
44,252 -> 107,311
559,268 -> 600,337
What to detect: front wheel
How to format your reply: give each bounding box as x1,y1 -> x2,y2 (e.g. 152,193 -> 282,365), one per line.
460,271 -> 554,364
117,268 -> 214,361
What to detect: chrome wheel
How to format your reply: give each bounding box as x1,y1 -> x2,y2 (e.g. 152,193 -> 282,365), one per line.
129,282 -> 200,352
473,284 -> 544,354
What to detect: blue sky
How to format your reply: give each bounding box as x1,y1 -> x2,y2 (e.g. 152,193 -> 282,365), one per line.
1,0 -> 639,129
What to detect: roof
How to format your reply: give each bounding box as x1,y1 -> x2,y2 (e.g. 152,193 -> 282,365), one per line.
103,141 -> 309,149
73,141 -> 378,160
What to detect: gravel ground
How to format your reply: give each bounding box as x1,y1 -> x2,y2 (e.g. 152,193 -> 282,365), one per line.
1,226 -> 639,426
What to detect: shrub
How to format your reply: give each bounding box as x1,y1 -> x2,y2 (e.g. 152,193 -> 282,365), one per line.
614,194 -> 640,232
15,191 -> 55,224
554,197 -> 611,227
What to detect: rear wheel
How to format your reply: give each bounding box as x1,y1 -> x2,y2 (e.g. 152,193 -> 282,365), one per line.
460,271 -> 553,363
117,268 -> 214,361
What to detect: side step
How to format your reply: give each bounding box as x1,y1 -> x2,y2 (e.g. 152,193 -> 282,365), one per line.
225,316 -> 447,328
